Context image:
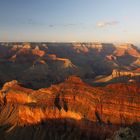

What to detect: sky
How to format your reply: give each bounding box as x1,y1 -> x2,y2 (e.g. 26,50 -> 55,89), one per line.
0,0 -> 140,44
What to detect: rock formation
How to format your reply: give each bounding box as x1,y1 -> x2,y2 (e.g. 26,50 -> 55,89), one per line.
0,42 -> 140,88
107,127 -> 139,140
0,74 -> 140,139
0,76 -> 140,125
0,42 -> 140,139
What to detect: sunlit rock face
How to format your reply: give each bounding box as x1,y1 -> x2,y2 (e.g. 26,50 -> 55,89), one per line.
0,80 -> 36,104
31,46 -> 45,57
0,76 -> 140,126
0,76 -> 140,139
114,44 -> 140,57
19,106 -> 82,125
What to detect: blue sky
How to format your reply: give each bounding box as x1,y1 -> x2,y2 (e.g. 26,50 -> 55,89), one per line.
0,0 -> 140,44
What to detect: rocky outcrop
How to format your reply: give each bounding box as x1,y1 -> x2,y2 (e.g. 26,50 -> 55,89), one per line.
47,54 -> 76,68
111,69 -> 140,78
93,69 -> 140,84
0,76 -> 140,125
107,127 -> 139,140
19,107 -> 82,125
31,46 -> 45,57
0,76 -> 140,139
114,44 -> 140,57
0,81 -> 36,104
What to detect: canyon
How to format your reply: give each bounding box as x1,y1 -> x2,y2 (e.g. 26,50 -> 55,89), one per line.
0,42 -> 140,139
0,42 -> 140,88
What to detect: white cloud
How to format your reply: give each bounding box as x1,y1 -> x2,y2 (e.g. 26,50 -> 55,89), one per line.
97,21 -> 119,28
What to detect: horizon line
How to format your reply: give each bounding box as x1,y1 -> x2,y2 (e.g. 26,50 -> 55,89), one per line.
0,41 -> 138,45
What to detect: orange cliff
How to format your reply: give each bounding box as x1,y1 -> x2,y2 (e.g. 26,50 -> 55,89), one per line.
19,106 -> 81,125
0,80 -> 36,104
114,44 -> 140,57
9,44 -> 45,62
0,76 -> 140,126
31,46 -> 45,57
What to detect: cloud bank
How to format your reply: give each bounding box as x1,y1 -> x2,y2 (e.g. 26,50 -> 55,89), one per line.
97,21 -> 119,28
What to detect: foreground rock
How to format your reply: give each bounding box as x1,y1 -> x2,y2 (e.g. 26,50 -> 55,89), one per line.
107,127 -> 139,140
0,76 -> 140,139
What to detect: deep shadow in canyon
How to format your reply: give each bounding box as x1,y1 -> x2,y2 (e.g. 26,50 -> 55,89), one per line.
1,118 -> 140,140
